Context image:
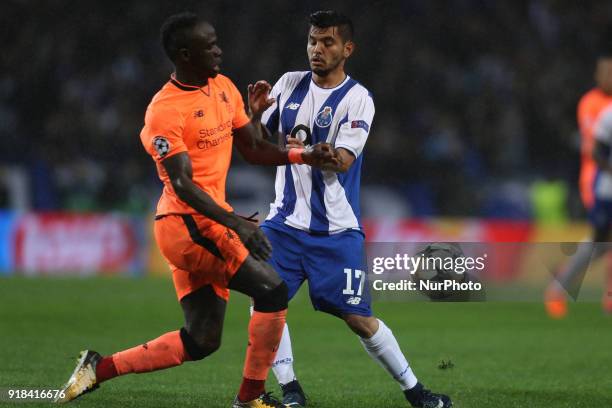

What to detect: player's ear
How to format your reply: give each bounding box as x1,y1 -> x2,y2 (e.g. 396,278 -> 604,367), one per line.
343,40 -> 354,58
178,48 -> 191,62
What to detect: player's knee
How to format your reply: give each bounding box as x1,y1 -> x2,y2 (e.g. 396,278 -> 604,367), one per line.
252,281 -> 288,312
180,327 -> 221,360
343,314 -> 377,338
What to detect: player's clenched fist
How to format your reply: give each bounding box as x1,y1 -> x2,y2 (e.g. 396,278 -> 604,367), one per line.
285,137 -> 305,149
302,143 -> 340,168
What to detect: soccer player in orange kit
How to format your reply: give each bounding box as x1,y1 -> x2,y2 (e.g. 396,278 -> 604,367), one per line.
545,50 -> 612,318
55,12 -> 337,407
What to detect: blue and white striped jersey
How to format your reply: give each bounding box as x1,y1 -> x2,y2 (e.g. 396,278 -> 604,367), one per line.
261,71 -> 375,234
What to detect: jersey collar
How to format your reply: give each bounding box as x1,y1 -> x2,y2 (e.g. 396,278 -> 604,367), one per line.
310,74 -> 350,92
169,74 -> 210,95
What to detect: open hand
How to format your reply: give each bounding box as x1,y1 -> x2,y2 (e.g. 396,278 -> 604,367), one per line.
247,81 -> 275,117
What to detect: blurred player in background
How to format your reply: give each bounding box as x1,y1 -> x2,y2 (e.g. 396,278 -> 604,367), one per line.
545,48 -> 612,318
255,10 -> 452,408
56,12 -> 337,408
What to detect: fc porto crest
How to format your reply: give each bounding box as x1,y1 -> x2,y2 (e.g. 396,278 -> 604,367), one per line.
315,106 -> 333,128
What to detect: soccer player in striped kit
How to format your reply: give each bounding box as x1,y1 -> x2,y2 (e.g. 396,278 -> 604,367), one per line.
256,10 -> 452,408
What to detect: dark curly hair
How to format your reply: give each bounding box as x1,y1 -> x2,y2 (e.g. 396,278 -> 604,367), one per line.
309,10 -> 354,42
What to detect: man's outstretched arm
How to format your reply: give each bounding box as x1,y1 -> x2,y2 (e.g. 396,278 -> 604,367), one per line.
286,136 -> 355,173
234,80 -> 338,168
233,122 -> 338,168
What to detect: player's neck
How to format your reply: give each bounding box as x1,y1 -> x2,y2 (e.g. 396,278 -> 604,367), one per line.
312,70 -> 347,89
173,69 -> 209,88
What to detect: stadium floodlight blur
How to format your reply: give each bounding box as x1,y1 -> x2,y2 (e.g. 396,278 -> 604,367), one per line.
2,1 -> 610,218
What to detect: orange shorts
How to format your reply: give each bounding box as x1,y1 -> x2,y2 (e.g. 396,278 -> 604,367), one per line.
154,214 -> 249,301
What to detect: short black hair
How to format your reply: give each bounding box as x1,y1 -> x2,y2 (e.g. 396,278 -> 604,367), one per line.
309,10 -> 354,42
160,12 -> 203,61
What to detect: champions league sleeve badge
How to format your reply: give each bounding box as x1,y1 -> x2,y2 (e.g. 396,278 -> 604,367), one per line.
153,136 -> 170,159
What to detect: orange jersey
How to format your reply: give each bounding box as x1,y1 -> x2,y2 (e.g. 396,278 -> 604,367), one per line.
577,88 -> 612,208
140,74 -> 251,216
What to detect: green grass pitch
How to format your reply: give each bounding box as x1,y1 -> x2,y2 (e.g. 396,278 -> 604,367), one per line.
0,276 -> 611,407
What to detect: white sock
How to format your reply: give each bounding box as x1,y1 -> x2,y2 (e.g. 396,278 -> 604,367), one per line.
359,319 -> 418,390
272,323 -> 296,385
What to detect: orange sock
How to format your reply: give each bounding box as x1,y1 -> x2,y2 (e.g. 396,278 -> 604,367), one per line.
111,330 -> 190,375
96,357 -> 118,382
239,310 -> 287,401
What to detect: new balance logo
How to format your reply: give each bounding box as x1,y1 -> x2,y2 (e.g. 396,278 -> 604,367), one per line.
286,103 -> 300,110
346,296 -> 362,305
273,357 -> 293,367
